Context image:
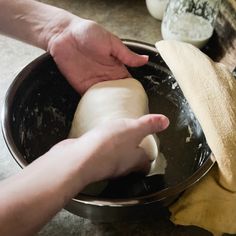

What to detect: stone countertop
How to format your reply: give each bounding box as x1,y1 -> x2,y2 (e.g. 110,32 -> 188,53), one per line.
0,0 -> 235,235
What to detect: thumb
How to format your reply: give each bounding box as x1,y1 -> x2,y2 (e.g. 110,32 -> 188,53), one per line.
111,36 -> 149,67
134,114 -> 169,143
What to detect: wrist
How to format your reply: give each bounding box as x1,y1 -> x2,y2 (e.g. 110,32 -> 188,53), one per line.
40,9 -> 74,51
44,140 -> 97,197
1,0 -> 83,51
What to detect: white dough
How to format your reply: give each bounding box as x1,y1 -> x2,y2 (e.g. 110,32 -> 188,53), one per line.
69,78 -> 149,137
69,78 -> 166,181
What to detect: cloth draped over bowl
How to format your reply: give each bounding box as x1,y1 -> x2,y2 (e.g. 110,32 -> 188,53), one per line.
156,40 -> 236,236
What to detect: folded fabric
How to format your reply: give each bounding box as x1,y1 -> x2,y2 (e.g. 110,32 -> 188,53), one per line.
155,40 -> 236,235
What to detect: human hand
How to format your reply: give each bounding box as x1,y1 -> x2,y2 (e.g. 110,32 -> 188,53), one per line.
0,1 -> 148,94
45,14 -> 148,94
50,114 -> 169,187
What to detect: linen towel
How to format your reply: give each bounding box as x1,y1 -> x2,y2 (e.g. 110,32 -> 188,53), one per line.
155,40 -> 236,235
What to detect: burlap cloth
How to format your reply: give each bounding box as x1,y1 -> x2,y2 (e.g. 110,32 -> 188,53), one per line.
155,40 -> 236,236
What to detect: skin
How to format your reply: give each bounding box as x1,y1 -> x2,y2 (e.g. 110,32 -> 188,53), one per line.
0,115 -> 169,236
0,0 -> 148,94
0,1 -> 169,235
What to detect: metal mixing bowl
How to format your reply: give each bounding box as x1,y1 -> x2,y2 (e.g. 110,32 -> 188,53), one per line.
1,40 -> 215,222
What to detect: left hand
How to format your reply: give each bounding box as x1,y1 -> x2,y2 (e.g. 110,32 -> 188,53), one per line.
46,14 -> 148,94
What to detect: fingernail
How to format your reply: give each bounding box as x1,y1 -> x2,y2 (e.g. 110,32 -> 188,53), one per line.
158,116 -> 169,130
141,55 -> 149,60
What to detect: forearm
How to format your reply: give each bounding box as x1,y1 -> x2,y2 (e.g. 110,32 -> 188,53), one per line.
0,142 -> 91,236
0,0 -> 75,50
0,114 -> 168,235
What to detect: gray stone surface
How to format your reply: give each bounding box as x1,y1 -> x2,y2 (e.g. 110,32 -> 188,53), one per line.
0,0 -> 214,235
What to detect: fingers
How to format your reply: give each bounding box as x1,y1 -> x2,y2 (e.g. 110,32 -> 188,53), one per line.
128,115 -> 169,175
111,36 -> 149,67
134,147 -> 151,174
134,114 -> 169,142
117,147 -> 150,177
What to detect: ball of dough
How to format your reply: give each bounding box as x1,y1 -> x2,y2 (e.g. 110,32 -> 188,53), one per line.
69,78 -> 166,182
69,78 -> 149,136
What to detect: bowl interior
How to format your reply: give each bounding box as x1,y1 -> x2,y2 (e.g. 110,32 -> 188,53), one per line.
6,42 -> 211,199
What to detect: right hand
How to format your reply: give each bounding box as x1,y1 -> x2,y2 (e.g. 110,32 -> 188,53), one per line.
45,15 -> 148,94
50,114 -> 169,186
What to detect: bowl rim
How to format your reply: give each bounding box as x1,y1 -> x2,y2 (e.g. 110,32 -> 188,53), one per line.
1,39 -> 215,208
1,53 -> 51,168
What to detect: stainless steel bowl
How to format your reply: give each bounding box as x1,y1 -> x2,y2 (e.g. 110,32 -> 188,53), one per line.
1,40 -> 215,222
